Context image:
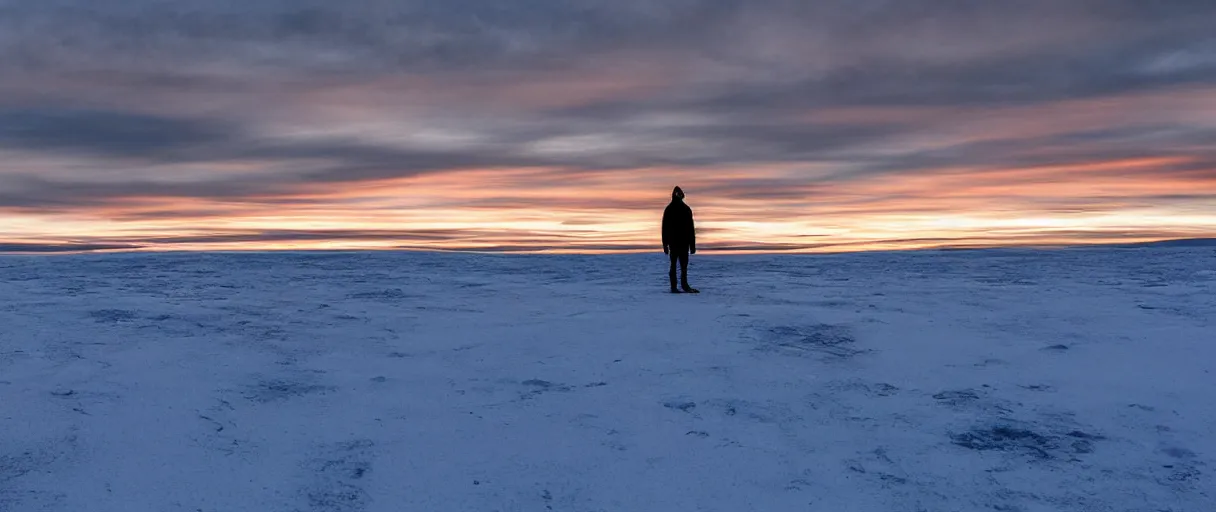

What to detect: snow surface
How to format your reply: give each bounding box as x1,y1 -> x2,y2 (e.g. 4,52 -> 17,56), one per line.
1,248 -> 1214,512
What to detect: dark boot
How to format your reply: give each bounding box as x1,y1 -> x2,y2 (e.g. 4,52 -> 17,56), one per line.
681,278 -> 698,294
670,272 -> 681,293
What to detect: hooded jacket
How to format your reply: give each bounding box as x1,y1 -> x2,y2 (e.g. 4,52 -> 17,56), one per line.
662,192 -> 696,252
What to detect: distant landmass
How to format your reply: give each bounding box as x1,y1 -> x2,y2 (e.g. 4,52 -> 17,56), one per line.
1,238 -> 1214,254
1118,238 -> 1216,248
0,243 -> 144,253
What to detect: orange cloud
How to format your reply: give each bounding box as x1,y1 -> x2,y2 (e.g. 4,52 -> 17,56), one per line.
4,150 -> 1212,254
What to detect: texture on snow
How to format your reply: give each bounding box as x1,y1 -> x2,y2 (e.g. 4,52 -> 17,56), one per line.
1,248 -> 1214,511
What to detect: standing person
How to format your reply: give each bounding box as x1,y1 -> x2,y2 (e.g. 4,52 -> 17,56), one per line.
662,186 -> 699,293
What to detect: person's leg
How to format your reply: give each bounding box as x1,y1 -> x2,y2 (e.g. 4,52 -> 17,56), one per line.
669,250 -> 680,291
679,251 -> 690,290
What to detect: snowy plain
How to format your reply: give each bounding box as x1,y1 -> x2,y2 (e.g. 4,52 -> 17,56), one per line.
1,248 -> 1214,512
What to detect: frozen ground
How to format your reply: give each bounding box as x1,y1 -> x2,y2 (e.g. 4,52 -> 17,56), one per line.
1,248 -> 1214,512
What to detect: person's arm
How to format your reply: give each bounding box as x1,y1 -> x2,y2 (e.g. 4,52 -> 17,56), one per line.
689,210 -> 696,254
661,208 -> 670,254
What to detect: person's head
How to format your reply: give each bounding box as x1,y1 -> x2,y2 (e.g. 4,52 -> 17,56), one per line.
672,186 -> 685,201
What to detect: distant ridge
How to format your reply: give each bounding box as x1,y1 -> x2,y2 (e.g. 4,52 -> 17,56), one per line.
0,243 -> 143,254
870,237 -> 1216,253
2,238 -> 1214,255
1117,238 -> 1216,248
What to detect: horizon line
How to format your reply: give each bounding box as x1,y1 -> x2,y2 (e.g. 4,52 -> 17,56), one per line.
2,236 -> 1213,257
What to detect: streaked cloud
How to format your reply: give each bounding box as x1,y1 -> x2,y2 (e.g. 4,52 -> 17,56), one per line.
1,0 -> 1213,252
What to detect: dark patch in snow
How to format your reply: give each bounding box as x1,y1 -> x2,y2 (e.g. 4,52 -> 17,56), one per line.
827,379 -> 901,397
1042,344 -> 1070,352
198,414 -> 225,433
812,299 -> 853,308
760,323 -> 866,359
1070,440 -> 1095,454
347,288 -> 413,301
1020,384 -> 1055,392
305,482 -> 368,512
842,450 -> 911,487
686,430 -> 709,437
299,439 -> 375,512
952,427 -> 1055,459
369,376 -> 387,383
1164,465 -> 1202,483
933,389 -> 980,406
951,426 -> 1104,460
1066,430 -> 1105,440
0,489 -> 65,511
0,451 -> 40,483
519,379 -> 573,399
89,309 -> 138,323
707,399 -> 793,424
784,478 -> 811,491
1162,447 -> 1197,459
878,473 -> 907,484
0,436 -> 77,485
584,381 -> 608,388
1065,431 -> 1106,455
242,378 -> 335,403
193,399 -> 250,457
663,400 -> 697,412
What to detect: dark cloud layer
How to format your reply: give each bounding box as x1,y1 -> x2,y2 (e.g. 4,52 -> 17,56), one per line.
3,2 -> 1215,161
0,108 -> 233,155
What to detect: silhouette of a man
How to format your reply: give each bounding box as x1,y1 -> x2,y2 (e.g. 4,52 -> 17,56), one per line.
662,186 -> 699,293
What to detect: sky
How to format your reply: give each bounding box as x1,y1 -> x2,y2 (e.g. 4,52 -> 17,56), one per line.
1,0 -> 1214,253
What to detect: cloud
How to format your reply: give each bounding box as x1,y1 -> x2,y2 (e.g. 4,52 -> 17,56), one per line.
8,227 -> 663,253
119,229 -> 474,245
0,108 -> 234,156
